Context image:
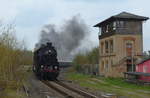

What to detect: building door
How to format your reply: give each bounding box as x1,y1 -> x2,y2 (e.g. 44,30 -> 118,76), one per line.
126,43 -> 132,56
126,42 -> 135,71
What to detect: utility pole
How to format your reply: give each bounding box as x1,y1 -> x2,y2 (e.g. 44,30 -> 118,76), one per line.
131,46 -> 134,72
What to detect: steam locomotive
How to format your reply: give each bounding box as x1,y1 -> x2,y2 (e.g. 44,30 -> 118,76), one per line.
33,42 -> 59,80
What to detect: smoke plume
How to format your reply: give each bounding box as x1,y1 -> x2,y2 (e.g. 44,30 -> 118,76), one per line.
36,15 -> 90,61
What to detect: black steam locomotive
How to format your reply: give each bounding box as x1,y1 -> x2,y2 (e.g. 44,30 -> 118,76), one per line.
33,42 -> 59,80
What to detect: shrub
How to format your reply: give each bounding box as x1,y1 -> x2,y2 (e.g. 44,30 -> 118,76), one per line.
0,22 -> 33,97
73,47 -> 99,72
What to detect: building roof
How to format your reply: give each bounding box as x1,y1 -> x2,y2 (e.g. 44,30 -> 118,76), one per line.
94,12 -> 149,27
138,57 -> 150,65
113,12 -> 149,20
124,72 -> 150,76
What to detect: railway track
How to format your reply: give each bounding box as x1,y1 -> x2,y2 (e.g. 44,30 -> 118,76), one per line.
42,80 -> 99,98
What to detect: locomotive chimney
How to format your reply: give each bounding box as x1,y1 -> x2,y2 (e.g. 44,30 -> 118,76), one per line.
47,42 -> 52,47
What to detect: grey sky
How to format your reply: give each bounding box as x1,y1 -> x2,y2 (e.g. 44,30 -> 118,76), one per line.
0,0 -> 149,51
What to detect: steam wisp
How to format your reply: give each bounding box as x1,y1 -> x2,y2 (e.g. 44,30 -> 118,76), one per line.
36,15 -> 90,61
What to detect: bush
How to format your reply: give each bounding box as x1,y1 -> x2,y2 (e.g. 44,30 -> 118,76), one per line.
73,47 -> 99,72
0,22 -> 33,97
73,47 -> 99,65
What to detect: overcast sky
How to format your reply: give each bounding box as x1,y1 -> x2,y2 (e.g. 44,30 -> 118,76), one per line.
0,0 -> 150,51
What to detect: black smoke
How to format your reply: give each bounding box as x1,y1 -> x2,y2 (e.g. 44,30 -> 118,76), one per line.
36,15 -> 90,61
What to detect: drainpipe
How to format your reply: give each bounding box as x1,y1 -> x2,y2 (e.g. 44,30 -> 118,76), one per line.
131,46 -> 134,72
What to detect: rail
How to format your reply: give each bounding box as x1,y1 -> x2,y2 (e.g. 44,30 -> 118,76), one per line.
55,81 -> 99,98
42,80 -> 99,98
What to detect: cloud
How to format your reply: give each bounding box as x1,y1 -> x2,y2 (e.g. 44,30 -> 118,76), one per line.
16,26 -> 42,50
0,0 -> 149,51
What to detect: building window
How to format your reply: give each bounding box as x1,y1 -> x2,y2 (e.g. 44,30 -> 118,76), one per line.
143,66 -> 148,73
113,21 -> 116,30
126,43 -> 132,48
117,21 -> 125,28
101,42 -> 104,54
106,25 -> 109,32
110,40 -> 113,53
101,61 -> 104,71
99,28 -> 102,35
126,42 -> 133,56
102,26 -> 106,34
120,21 -> 124,27
111,59 -> 113,66
105,60 -> 109,72
136,66 -> 138,71
105,41 -> 109,53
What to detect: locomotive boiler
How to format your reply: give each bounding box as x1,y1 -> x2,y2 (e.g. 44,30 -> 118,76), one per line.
33,42 -> 59,80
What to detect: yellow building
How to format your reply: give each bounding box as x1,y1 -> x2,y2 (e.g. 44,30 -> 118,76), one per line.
94,12 -> 149,77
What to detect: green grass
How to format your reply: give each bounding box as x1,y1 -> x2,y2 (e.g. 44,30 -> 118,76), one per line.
0,88 -> 26,98
103,77 -> 150,90
67,72 -> 150,98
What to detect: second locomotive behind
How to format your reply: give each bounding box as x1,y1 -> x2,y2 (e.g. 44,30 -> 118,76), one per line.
33,42 -> 59,80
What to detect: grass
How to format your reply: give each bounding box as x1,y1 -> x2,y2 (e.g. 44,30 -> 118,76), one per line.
0,88 -> 26,98
67,72 -> 150,98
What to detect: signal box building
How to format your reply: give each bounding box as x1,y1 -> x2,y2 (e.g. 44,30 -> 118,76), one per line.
94,12 -> 149,77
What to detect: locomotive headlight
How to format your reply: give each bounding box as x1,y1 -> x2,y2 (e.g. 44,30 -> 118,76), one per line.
41,65 -> 44,68
54,66 -> 57,69
48,50 -> 51,53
